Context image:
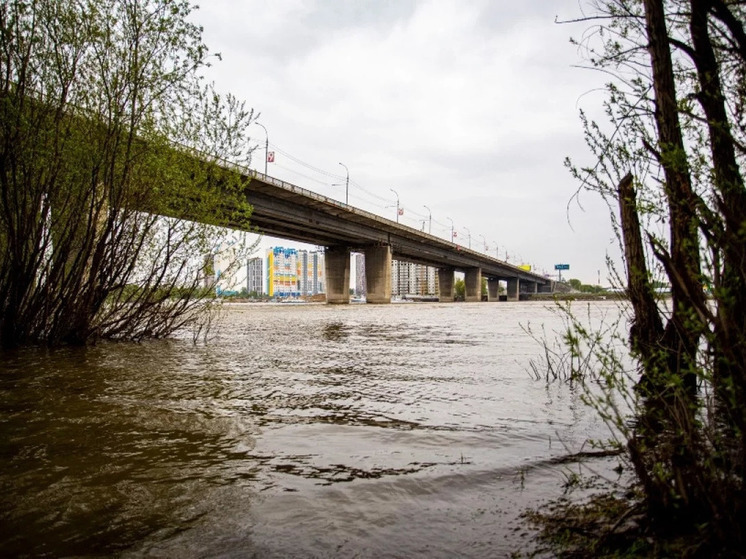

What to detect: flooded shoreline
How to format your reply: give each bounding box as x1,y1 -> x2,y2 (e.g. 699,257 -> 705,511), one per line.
1,301 -> 627,557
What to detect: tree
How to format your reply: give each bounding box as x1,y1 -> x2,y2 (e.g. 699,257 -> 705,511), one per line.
0,0 -> 257,347
454,278 -> 465,301
568,278 -> 583,290
563,0 -> 746,550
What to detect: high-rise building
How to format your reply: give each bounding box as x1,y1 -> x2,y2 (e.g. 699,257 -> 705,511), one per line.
266,247 -> 299,298
391,260 -> 438,297
310,250 -> 325,294
267,247 -> 325,297
298,250 -> 310,295
247,257 -> 263,295
297,249 -> 325,295
214,241 -> 243,295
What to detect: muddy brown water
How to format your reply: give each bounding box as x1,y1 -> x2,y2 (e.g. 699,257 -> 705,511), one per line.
1,301 -> 628,557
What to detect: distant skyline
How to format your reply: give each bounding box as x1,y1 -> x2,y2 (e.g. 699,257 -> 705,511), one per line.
194,1 -> 619,285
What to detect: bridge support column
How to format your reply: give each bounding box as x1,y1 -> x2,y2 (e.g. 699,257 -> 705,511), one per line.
325,246 -> 350,304
465,267 -> 482,302
364,245 -> 392,304
506,278 -> 520,301
487,278 -> 500,301
438,267 -> 455,302
525,281 -> 538,294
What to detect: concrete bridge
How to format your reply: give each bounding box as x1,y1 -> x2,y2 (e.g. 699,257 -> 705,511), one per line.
228,166 -> 552,304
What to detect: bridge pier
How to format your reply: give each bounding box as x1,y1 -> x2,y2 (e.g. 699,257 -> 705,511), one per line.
364,245 -> 392,304
438,267 -> 455,302
464,268 -> 482,302
525,281 -> 538,294
325,246 -> 350,304
506,278 -> 520,301
487,277 -> 500,301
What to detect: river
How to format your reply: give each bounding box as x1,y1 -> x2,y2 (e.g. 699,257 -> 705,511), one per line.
1,300 -> 629,558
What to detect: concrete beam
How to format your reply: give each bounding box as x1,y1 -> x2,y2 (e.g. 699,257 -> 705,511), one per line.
325,245 -> 350,304
538,281 -> 554,293
364,245 -> 392,304
464,267 -> 482,302
438,267 -> 455,302
506,278 -> 520,301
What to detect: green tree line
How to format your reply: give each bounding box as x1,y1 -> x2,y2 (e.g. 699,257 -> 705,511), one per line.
0,0 -> 256,347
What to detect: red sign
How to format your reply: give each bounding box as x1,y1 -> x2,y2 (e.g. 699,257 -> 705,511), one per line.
267,151 -> 275,162
398,208 -> 403,215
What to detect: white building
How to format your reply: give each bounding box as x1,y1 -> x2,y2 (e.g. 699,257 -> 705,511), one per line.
298,249 -> 325,295
391,260 -> 437,297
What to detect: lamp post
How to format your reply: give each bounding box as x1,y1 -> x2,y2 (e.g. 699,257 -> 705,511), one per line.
479,234 -> 487,253
423,205 -> 432,234
256,121 -> 268,175
390,188 -> 400,223
338,162 -> 349,205
464,227 -> 471,249
447,217 -> 454,242
493,242 -> 499,259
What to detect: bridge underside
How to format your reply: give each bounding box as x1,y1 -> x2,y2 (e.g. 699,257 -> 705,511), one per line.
324,244 -> 551,304
234,174 -> 553,304
153,165 -> 552,303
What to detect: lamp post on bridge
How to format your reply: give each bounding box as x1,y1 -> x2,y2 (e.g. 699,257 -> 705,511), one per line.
338,162 -> 349,205
423,205 -> 432,234
479,234 -> 487,253
390,188 -> 400,223
447,217 -> 454,242
493,241 -> 499,259
464,227 -> 471,249
256,121 -> 268,175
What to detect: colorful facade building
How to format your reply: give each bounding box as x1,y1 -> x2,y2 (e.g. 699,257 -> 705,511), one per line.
266,247 -> 300,298
267,246 -> 325,298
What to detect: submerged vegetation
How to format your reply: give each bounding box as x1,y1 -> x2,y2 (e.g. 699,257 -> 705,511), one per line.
529,0 -> 746,556
0,0 -> 257,348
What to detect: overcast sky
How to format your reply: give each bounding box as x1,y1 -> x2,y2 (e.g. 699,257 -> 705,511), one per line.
194,0 -> 618,285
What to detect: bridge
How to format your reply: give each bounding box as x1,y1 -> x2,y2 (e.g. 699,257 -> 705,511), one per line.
230,166 -> 552,303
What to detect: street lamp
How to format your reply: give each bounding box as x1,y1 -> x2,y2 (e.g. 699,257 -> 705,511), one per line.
479,234 -> 487,252
464,226 -> 471,249
338,162 -> 349,205
390,188 -> 400,223
447,217 -> 454,242
423,205 -> 432,234
256,121 -> 268,175
493,241 -> 499,259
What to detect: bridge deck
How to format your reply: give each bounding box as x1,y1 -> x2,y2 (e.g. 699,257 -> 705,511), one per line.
236,168 -> 548,285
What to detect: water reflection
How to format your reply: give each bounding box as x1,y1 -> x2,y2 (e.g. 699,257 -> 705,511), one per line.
1,343 -> 260,556
1,301 -> 627,557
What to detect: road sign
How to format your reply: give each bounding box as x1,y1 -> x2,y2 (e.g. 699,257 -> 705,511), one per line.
554,264 -> 570,270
